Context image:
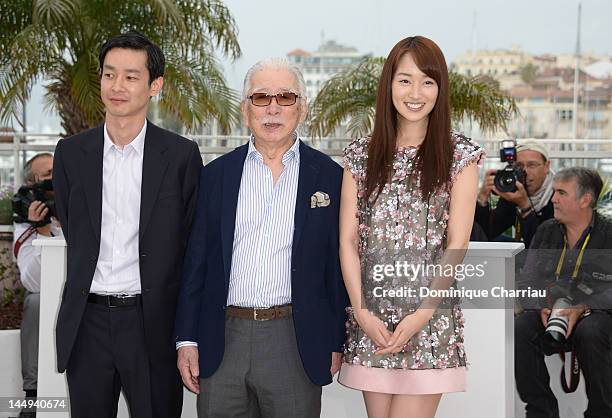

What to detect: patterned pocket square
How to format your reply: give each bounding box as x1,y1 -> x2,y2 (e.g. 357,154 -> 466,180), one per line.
310,191 -> 330,208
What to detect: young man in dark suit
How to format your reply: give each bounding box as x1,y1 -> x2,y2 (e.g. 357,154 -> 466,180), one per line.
52,32 -> 202,417
175,58 -> 348,417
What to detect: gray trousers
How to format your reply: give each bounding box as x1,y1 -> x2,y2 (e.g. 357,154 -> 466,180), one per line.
20,291 -> 40,391
198,315 -> 322,418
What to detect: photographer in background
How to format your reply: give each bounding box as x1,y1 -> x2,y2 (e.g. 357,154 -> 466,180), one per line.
475,141 -> 554,248
515,167 -> 612,418
12,153 -> 62,418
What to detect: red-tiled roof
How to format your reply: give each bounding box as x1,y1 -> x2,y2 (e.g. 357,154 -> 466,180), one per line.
287,49 -> 311,57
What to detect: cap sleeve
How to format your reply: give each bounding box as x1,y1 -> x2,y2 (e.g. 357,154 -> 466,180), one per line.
450,132 -> 486,180
342,136 -> 370,180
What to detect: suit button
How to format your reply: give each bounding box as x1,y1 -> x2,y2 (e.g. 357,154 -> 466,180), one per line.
144,288 -> 151,293
140,253 -> 147,258
291,268 -> 297,272
90,255 -> 97,262
81,289 -> 88,295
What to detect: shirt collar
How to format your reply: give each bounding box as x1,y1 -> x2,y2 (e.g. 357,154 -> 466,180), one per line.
247,133 -> 301,164
559,211 -> 596,249
103,119 -> 147,157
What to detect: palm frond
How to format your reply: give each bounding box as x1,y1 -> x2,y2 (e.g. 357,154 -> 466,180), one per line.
309,57 -> 382,138
449,73 -> 519,134
68,51 -> 104,125
32,0 -> 80,27
0,23 -> 54,124
161,50 -> 240,132
1,0 -> 242,136
309,56 -> 518,138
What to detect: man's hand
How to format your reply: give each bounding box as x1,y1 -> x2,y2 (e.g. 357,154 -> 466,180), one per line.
177,346 -> 200,394
496,180 -> 530,210
540,308 -> 552,327
28,200 -> 48,223
478,169 -> 496,205
330,352 -> 342,376
28,201 -> 52,236
556,305 -> 587,338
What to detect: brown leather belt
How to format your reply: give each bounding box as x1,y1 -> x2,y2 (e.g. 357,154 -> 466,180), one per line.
226,304 -> 292,321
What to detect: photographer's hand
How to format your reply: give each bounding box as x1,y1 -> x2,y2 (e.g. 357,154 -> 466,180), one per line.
497,181 -> 530,213
540,308 -> 552,327
478,169 -> 497,206
556,305 -> 587,338
28,201 -> 51,236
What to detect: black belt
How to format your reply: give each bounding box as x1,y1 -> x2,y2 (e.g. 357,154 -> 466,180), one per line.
88,293 -> 141,308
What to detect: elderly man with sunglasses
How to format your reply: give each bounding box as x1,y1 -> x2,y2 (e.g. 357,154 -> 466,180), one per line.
174,58 -> 348,417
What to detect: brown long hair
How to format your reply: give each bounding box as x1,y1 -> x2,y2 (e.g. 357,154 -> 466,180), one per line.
364,36 -> 453,202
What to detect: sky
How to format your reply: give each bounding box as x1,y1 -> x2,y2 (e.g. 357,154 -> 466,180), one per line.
23,0 -> 612,133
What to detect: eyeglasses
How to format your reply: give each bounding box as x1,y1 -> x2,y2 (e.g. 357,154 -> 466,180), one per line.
248,92 -> 300,107
516,162 -> 545,170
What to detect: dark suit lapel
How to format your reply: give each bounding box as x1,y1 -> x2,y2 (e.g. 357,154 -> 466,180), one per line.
139,122 -> 169,242
222,144 -> 249,290
79,125 -> 104,244
291,142 -> 321,262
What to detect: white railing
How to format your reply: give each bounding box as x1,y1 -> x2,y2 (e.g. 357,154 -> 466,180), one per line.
2,133 -> 612,189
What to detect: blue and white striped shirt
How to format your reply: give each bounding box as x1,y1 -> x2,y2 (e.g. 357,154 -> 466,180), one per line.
227,136 -> 300,307
176,136 -> 300,349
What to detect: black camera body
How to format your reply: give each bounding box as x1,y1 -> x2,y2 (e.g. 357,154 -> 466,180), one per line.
12,179 -> 55,227
494,140 -> 526,193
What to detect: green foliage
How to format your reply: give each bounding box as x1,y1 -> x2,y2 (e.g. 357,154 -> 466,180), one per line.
519,63 -> 538,85
309,57 -> 519,138
0,0 -> 242,136
0,186 -> 13,225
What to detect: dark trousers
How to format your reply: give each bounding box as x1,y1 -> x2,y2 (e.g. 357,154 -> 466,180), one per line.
66,301 -> 182,418
21,291 -> 39,392
515,310 -> 612,418
198,315 -> 322,418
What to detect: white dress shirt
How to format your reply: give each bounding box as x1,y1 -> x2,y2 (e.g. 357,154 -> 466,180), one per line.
89,121 -> 146,295
226,136 -> 299,307
13,220 -> 63,293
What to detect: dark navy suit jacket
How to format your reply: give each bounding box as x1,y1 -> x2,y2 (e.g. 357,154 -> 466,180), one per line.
174,140 -> 348,386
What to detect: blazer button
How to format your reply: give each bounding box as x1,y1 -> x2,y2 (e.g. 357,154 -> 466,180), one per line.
291,268 -> 297,272
81,289 -> 88,295
144,288 -> 151,293
90,255 -> 97,262
140,253 -> 147,258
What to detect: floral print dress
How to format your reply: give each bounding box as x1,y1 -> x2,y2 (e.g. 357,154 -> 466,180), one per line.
337,132 -> 485,394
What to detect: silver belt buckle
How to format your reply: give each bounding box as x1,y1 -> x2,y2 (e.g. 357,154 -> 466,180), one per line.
253,308 -> 267,321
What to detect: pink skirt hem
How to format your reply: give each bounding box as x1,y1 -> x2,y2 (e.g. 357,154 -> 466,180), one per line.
337,364 -> 467,395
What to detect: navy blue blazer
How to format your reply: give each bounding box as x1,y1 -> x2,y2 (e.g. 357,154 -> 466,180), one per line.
174,140 -> 348,386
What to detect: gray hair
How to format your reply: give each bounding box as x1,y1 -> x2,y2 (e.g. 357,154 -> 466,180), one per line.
553,167 -> 603,209
242,58 -> 306,101
23,153 -> 53,184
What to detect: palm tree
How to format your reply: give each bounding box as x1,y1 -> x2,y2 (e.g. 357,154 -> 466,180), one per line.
0,0 -> 241,136
308,57 -> 519,138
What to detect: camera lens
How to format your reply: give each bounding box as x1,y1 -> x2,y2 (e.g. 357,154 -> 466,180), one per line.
494,169 -> 517,193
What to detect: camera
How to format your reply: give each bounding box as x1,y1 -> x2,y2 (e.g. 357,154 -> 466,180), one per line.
544,297 -> 572,343
494,140 -> 526,193
12,179 -> 55,227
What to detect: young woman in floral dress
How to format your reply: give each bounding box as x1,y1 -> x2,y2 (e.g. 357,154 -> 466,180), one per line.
338,36 -> 485,418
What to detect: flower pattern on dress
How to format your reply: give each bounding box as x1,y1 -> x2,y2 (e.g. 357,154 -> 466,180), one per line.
341,132 -> 485,370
